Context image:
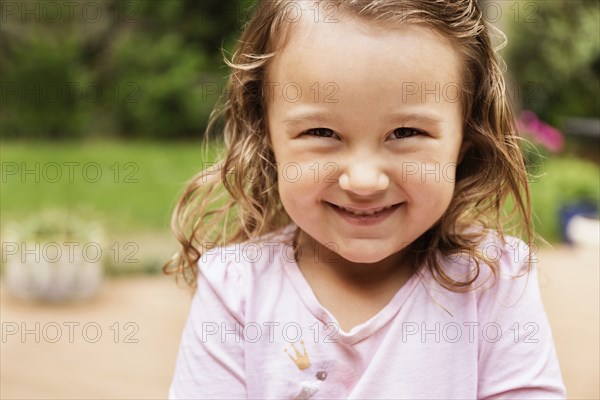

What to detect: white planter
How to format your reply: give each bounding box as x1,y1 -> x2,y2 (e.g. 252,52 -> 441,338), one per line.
566,214 -> 600,247
4,241 -> 103,302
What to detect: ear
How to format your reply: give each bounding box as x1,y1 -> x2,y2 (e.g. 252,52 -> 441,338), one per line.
457,140 -> 472,165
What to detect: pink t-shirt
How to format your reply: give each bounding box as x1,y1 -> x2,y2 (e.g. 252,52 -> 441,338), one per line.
169,224 -> 566,399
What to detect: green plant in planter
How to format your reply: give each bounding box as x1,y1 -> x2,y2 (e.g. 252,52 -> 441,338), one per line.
2,210 -> 105,302
529,157 -> 600,242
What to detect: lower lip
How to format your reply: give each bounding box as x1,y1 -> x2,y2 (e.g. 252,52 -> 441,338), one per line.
328,203 -> 402,226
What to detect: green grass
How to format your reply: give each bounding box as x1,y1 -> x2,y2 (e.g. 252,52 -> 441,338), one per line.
1,140 -> 222,233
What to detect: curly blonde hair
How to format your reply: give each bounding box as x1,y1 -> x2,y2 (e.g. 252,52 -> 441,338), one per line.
163,0 -> 532,292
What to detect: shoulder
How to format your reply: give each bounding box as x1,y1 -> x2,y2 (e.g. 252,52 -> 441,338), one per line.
418,232 -> 566,396
475,232 -> 536,300
416,231 -> 535,315
453,231 -> 545,322
436,229 -> 533,290
199,223 -> 297,272
461,237 -> 567,398
196,224 -> 298,303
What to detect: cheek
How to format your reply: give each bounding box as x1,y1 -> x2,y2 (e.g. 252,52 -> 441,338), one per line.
277,160 -> 327,191
400,160 -> 457,187
277,178 -> 295,212
277,166 -> 319,210
402,167 -> 457,209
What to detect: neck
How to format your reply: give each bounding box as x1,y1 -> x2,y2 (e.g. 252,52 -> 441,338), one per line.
294,229 -> 410,286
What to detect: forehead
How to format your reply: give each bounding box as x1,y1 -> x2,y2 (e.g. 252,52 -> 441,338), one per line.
266,9 -> 463,109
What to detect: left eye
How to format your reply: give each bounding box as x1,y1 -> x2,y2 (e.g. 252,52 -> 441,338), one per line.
303,128 -> 337,139
391,127 -> 425,139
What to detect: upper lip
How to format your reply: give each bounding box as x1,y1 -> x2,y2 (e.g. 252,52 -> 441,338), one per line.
327,202 -> 402,213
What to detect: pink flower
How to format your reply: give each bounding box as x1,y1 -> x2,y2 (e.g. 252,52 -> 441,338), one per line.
516,110 -> 565,153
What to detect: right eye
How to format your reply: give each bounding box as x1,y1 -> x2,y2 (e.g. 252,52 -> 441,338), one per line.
302,128 -> 338,139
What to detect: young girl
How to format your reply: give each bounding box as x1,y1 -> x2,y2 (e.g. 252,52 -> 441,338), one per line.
166,1 -> 566,398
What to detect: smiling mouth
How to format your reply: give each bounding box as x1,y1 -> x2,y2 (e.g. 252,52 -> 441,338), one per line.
327,202 -> 402,216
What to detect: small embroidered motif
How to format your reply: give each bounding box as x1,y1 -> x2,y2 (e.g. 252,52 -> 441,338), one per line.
284,339 -> 311,370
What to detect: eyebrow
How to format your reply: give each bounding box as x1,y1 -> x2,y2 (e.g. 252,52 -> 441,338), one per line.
388,112 -> 444,125
282,111 -> 342,126
282,111 -> 444,126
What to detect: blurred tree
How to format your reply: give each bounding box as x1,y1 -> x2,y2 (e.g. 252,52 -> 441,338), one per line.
1,31 -> 94,139
503,0 -> 600,127
0,0 -> 253,140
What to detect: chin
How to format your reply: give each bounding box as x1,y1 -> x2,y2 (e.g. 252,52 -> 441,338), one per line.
337,248 -> 392,265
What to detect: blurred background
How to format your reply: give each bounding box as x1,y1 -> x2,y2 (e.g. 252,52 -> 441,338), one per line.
1,0 -> 598,398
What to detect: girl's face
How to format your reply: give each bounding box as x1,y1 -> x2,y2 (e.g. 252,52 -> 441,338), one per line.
267,12 -> 467,266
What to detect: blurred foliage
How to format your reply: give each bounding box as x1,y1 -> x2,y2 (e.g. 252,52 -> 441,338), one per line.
1,0 -> 255,139
529,157 -> 600,242
2,0 -> 598,139
503,0 -> 600,127
1,33 -> 94,139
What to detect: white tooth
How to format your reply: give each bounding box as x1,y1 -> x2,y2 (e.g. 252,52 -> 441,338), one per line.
339,205 -> 395,216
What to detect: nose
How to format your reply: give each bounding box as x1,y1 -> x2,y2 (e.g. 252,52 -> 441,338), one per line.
338,159 -> 389,196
